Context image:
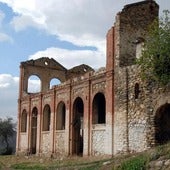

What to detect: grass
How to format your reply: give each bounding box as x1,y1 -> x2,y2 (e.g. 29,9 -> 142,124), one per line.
1,143 -> 170,170
0,155 -> 109,170
114,142 -> 170,170
116,154 -> 149,170
10,159 -> 103,170
11,163 -> 46,170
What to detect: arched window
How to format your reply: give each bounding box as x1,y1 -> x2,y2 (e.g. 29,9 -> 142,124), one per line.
56,102 -> 66,130
21,109 -> 27,132
28,75 -> 41,93
50,78 -> 61,89
92,93 -> 106,124
43,104 -> 51,131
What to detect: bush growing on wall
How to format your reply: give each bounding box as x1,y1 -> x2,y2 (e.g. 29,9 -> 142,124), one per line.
137,10 -> 170,86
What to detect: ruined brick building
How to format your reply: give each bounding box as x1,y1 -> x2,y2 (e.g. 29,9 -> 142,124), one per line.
16,0 -> 170,157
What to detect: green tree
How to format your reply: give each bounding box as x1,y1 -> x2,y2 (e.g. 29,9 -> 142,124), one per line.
0,117 -> 16,155
137,10 -> 170,86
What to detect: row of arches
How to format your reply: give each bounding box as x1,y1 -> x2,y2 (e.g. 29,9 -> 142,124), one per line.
21,101 -> 66,133
21,92 -> 106,133
27,75 -> 61,93
20,92 -> 106,155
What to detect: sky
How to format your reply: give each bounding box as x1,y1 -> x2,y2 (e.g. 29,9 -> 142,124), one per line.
0,0 -> 169,121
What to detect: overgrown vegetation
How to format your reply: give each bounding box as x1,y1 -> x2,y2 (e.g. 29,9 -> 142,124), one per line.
115,143 -> 170,170
137,10 -> 170,86
116,154 -> 148,170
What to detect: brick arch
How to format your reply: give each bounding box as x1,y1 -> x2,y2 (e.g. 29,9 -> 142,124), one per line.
27,74 -> 41,93
72,97 -> 84,155
50,77 -> 61,89
92,92 -> 106,124
21,109 -> 27,132
155,103 -> 170,145
42,104 -> 51,131
56,101 -> 66,130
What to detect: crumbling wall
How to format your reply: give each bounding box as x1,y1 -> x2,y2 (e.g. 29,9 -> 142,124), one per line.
117,1 -> 159,66
113,0 -> 159,154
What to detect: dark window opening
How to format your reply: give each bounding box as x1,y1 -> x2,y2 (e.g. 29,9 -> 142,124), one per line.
43,105 -> 51,131
134,83 -> 140,99
56,102 -> 66,130
21,110 -> 27,132
31,107 -> 38,154
92,93 -> 106,124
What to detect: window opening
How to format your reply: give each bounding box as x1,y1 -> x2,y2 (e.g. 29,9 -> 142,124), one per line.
50,78 -> 61,89
28,75 -> 41,93
92,93 -> 106,124
43,105 -> 51,131
134,83 -> 140,99
21,110 -> 27,132
56,102 -> 66,130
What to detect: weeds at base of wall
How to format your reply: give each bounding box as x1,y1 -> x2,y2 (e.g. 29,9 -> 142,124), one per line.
116,154 -> 149,170
114,143 -> 170,170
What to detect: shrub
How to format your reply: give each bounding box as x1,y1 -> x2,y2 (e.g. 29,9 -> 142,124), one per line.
117,154 -> 148,170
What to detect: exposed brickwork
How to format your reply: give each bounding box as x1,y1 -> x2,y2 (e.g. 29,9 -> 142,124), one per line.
16,0 -> 170,158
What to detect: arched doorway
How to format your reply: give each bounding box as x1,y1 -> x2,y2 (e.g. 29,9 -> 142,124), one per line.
31,107 -> 38,154
72,97 -> 84,155
92,92 -> 106,124
155,103 -> 170,144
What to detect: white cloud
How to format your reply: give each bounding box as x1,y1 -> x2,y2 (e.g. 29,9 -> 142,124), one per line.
0,0 -> 169,48
11,15 -> 45,31
29,47 -> 105,69
1,0 -> 169,54
0,32 -> 13,43
0,0 -> 141,51
0,74 -> 19,120
0,10 -> 13,43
